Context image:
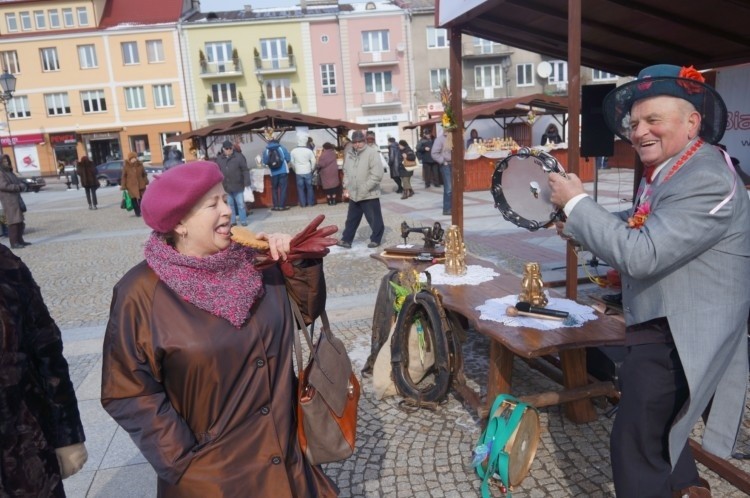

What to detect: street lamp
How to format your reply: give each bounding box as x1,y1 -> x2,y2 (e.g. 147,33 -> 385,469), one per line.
0,70 -> 17,169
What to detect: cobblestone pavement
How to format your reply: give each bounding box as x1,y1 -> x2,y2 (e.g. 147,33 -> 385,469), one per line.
10,172 -> 750,497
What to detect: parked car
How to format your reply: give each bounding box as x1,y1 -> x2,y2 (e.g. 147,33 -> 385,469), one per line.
19,175 -> 46,192
96,160 -> 124,188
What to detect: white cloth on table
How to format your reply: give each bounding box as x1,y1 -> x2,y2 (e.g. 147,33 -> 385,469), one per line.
421,264 -> 499,286
476,294 -> 597,330
250,169 -> 266,193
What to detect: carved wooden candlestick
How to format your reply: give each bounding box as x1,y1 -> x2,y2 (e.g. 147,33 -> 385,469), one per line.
444,225 -> 467,276
518,262 -> 547,307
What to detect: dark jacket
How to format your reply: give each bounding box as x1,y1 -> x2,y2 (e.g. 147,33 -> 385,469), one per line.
397,144 -> 415,177
76,159 -> 98,188
386,141 -> 400,179
416,137 -> 436,164
121,159 -> 149,200
0,243 -> 86,497
101,262 -> 337,497
316,149 -> 340,190
215,150 -> 250,193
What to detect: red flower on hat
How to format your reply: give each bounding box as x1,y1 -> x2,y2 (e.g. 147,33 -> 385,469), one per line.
677,65 -> 705,95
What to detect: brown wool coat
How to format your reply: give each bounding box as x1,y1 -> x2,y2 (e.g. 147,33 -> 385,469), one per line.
0,169 -> 24,225
101,262 -> 338,498
121,160 -> 149,199
316,149 -> 340,190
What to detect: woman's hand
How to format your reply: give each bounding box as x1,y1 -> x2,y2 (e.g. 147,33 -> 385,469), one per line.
257,232 -> 292,261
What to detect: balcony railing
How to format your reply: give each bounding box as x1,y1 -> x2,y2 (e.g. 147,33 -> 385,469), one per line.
463,87 -> 506,102
205,101 -> 246,118
254,55 -> 297,75
462,42 -> 513,58
260,98 -> 300,113
357,50 -> 399,66
200,60 -> 243,78
361,90 -> 401,107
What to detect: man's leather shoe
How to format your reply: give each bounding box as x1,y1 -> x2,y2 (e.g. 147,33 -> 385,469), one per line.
367,241 -> 380,248
10,244 -> 25,249
442,210 -> 451,216
337,241 -> 351,249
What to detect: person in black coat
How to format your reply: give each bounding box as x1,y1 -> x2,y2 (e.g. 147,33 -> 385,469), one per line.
0,243 -> 88,496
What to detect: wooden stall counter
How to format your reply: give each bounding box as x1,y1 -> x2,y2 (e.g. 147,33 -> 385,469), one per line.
248,168 -> 344,209
372,252 -> 625,423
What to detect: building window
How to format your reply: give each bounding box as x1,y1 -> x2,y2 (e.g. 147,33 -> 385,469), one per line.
130,135 -> 150,158
153,84 -> 174,107
20,12 -> 32,31
212,82 -> 238,103
362,30 -> 389,53
0,51 -> 20,74
41,48 -> 60,72
426,27 -> 448,49
473,38 -> 496,54
124,87 -> 146,110
45,93 -> 71,116
321,35 -> 329,44
122,42 -> 140,65
62,8 -> 74,27
5,13 -> 18,33
48,10 -> 60,29
516,63 -> 534,87
364,71 -> 392,92
549,61 -> 568,83
34,10 -> 46,29
76,7 -> 89,26
263,80 -> 290,101
475,64 -> 503,88
78,45 -> 98,69
146,40 -> 165,63
8,96 -> 31,119
81,90 -> 107,113
260,38 -> 287,68
320,64 -> 336,95
592,69 -> 618,81
430,69 -> 449,92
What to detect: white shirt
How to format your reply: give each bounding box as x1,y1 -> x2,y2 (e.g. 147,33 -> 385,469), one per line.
289,146 -> 316,175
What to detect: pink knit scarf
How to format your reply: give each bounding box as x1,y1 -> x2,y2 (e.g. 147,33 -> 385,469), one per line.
144,233 -> 264,328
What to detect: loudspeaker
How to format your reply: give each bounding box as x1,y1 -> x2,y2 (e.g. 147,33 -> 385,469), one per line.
581,84 -> 615,158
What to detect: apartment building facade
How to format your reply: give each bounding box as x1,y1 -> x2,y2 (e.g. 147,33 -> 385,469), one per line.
0,0 -> 193,175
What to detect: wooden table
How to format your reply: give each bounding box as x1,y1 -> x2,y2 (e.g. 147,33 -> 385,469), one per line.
373,253 -> 625,423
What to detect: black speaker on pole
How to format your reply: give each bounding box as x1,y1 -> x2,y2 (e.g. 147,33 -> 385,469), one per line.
581,83 -> 615,158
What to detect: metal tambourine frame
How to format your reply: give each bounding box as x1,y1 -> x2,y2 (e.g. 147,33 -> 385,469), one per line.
490,147 -> 568,231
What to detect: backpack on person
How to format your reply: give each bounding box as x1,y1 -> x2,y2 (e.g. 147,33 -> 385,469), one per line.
266,147 -> 283,170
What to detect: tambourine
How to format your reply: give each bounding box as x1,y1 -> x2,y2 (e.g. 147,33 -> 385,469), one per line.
490,147 -> 567,231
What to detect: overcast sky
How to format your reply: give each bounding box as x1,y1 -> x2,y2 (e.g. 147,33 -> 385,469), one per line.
202,0 -> 371,11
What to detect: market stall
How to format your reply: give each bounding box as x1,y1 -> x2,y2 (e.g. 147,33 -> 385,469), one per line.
174,109 -> 365,208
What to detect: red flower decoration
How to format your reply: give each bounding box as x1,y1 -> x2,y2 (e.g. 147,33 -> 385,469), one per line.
637,80 -> 653,91
677,65 -> 705,95
627,202 -> 650,229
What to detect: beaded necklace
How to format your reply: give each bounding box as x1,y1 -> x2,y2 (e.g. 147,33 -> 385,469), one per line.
629,138 -> 704,229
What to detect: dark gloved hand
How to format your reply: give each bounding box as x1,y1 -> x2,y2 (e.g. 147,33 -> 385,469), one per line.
279,214 -> 338,277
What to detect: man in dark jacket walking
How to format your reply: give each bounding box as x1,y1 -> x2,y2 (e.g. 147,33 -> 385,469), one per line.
416,129 -> 441,188
386,137 -> 403,194
215,140 -> 251,225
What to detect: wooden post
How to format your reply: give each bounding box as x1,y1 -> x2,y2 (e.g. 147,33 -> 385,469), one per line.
566,0 -> 582,301
487,341 -> 514,412
448,27 -> 464,233
559,348 -> 598,423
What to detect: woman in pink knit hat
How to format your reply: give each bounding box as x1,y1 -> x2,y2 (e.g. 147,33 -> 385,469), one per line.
101,161 -> 338,497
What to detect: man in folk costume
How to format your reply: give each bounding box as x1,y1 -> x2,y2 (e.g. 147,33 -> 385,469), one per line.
548,64 -> 749,497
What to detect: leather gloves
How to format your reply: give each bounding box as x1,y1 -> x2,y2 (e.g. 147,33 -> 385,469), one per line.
55,442 -> 88,479
278,214 -> 338,276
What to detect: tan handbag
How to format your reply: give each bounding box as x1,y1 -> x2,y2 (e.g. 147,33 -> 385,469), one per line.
290,299 -> 360,465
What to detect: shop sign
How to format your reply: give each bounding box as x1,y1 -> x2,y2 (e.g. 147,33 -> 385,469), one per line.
49,132 -> 78,145
356,113 -> 408,125
0,133 -> 44,147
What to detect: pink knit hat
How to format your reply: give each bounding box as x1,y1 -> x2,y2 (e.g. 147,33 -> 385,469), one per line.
141,161 -> 225,233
